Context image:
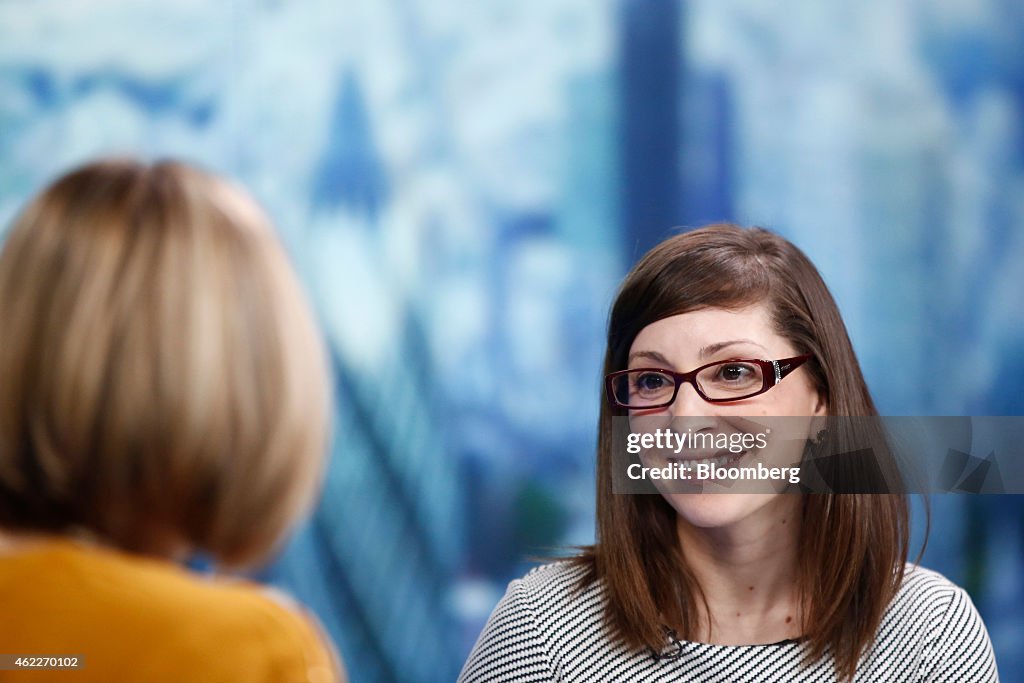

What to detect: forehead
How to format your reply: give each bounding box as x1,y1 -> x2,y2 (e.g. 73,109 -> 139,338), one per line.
628,305 -> 791,361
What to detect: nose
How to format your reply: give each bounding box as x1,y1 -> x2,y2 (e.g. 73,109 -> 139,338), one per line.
670,380 -> 716,419
669,381 -> 720,438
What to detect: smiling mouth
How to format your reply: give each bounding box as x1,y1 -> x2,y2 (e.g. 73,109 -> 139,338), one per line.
667,449 -> 748,468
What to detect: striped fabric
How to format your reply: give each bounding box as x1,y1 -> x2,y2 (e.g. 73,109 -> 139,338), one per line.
459,562 -> 998,682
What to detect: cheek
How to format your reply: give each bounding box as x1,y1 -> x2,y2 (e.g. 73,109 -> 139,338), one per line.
757,416 -> 815,468
769,382 -> 821,416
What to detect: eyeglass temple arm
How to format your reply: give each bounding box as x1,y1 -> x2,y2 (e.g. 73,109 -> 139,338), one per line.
771,354 -> 813,385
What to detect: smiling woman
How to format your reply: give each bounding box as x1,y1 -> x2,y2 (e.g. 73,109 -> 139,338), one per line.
458,224 -> 998,682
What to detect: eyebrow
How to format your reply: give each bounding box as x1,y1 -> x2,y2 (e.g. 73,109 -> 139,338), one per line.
627,350 -> 673,367
699,339 -> 769,359
627,340 -> 769,368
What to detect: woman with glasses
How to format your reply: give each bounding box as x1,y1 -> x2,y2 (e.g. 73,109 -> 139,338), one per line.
459,225 -> 997,681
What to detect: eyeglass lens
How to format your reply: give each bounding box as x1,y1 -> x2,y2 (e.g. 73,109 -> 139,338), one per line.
612,361 -> 765,407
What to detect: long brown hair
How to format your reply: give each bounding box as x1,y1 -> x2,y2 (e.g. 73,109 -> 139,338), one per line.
0,158 -> 330,568
573,224 -> 909,681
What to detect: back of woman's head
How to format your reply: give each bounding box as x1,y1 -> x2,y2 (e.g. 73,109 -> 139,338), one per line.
0,158 -> 330,568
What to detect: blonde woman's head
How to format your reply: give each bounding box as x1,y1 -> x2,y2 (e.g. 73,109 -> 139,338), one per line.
0,158 -> 330,567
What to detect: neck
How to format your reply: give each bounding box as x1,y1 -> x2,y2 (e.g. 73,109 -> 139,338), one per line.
677,494 -> 803,645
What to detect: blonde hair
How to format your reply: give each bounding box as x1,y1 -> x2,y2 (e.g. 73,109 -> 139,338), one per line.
0,158 -> 330,568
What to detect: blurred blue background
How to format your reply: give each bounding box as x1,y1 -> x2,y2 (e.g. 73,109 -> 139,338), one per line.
2,1 -> 1023,681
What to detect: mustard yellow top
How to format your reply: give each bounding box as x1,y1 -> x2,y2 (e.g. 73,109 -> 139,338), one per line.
0,538 -> 342,682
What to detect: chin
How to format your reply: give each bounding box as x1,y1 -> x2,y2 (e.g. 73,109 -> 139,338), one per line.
663,492 -> 779,529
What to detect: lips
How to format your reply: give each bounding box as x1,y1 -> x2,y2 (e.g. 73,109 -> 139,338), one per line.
666,449 -> 747,468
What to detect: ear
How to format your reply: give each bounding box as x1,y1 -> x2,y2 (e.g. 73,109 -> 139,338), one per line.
812,391 -> 827,417
809,392 -> 828,437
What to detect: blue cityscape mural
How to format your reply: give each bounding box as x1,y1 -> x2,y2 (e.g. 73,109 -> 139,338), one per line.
1,1 -> 1022,681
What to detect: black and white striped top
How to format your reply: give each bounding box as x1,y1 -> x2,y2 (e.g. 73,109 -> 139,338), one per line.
459,561 -> 998,682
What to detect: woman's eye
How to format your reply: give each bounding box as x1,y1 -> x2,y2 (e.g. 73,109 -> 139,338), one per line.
718,364 -> 754,382
635,372 -> 670,393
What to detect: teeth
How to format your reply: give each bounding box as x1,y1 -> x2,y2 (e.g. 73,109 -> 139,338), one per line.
667,451 -> 748,469
685,452 -> 739,467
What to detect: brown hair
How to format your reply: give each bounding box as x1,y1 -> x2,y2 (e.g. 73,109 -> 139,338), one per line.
572,224 -> 909,680
0,158 -> 330,568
